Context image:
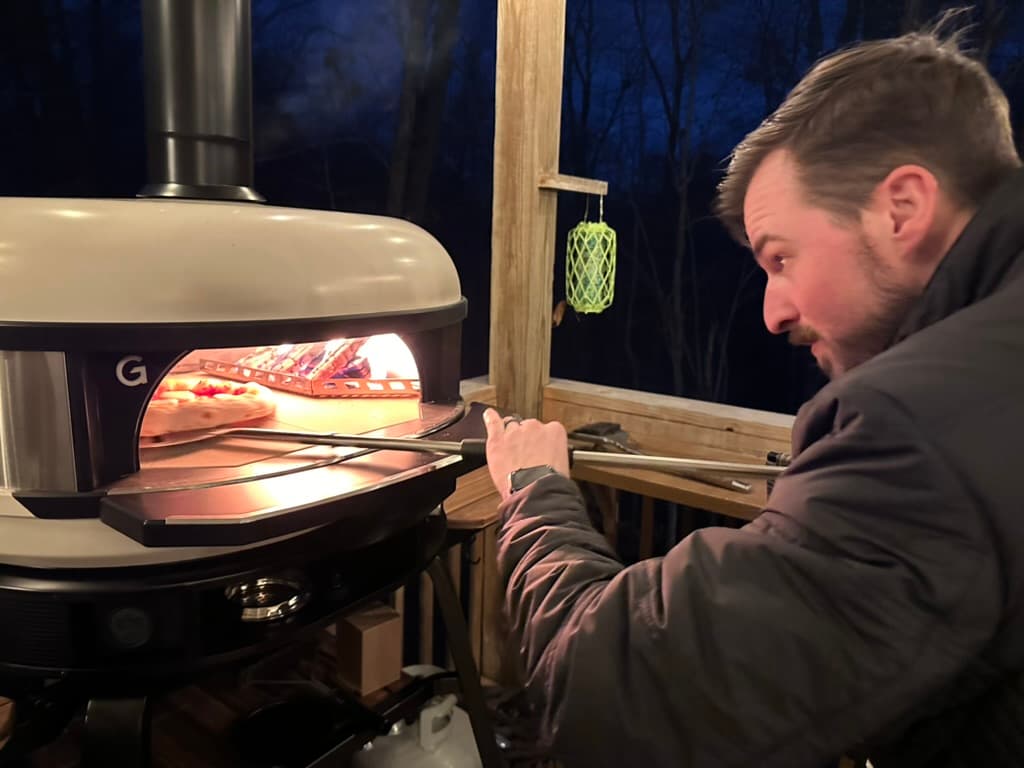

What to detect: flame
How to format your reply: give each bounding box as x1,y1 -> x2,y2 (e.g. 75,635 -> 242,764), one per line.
358,333 -> 419,379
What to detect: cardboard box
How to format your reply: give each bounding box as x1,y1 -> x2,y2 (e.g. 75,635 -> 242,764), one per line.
335,602 -> 403,696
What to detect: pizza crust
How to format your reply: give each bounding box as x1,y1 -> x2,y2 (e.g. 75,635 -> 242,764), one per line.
141,379 -> 276,437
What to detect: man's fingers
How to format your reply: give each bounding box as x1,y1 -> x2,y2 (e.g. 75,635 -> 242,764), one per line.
482,408 -> 503,439
545,420 -> 567,439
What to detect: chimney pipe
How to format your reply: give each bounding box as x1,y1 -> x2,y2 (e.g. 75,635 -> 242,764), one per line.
139,0 -> 264,202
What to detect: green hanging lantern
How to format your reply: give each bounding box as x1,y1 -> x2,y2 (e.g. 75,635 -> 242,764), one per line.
566,195 -> 616,314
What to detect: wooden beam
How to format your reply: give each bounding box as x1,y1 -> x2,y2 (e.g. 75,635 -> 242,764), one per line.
489,0 -> 568,418
537,172 -> 608,196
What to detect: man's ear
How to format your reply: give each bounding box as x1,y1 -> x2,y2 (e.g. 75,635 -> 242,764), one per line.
877,164 -> 939,252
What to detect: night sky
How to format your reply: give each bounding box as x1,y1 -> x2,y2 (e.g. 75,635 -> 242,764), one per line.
2,0 -> 1023,415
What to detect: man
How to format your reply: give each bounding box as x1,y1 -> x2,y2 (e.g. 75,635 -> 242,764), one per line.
482,25 -> 1024,768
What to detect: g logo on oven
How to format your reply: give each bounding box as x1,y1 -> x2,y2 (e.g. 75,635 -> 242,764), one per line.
115,355 -> 149,387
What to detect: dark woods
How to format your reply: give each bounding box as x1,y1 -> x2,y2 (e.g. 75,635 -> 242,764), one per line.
1,0 -> 1020,414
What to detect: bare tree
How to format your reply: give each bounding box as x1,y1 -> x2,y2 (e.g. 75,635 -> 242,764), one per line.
388,0 -> 430,218
387,0 -> 462,224
627,0 -> 698,396
562,0 -> 638,174
745,0 -> 822,112
837,0 -> 863,45
576,0 -> 841,402
976,1 -> 1011,65
0,1 -> 87,193
616,0 -> 761,401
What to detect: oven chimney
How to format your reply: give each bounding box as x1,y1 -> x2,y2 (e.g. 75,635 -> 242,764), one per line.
139,0 -> 264,202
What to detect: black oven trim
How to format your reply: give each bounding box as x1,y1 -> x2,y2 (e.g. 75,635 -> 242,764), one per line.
98,457 -> 458,547
0,299 -> 467,351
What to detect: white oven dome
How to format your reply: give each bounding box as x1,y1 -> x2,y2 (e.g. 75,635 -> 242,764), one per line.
0,197 -> 462,324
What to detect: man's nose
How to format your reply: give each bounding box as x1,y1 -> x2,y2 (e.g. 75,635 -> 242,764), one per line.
763,282 -> 798,335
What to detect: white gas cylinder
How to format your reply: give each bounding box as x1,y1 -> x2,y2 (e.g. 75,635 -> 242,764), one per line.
351,666 -> 483,768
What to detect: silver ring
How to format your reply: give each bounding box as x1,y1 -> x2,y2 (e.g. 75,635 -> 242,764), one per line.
503,415 -> 523,427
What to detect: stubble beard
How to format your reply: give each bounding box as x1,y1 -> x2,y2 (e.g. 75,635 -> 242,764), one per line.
827,240 -> 921,378
789,239 -> 921,380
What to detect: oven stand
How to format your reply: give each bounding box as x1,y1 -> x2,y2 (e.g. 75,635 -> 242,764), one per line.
426,555 -> 506,768
82,696 -> 151,768
237,550 -> 507,768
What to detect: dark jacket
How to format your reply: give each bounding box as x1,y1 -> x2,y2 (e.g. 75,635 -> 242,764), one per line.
496,169 -> 1024,768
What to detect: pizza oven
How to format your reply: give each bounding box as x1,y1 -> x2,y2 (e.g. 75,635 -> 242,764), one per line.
0,0 -> 488,705
0,194 -> 487,671
0,197 -> 475,544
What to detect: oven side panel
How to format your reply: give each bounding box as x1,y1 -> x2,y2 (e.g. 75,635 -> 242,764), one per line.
0,351 -> 78,492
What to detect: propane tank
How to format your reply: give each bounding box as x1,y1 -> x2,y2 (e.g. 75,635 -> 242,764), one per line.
352,666 -> 482,768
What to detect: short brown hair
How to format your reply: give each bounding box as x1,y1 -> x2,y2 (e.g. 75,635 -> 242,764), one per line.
715,19 -> 1021,245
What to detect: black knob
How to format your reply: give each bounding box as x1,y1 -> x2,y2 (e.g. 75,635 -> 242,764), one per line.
108,607 -> 153,650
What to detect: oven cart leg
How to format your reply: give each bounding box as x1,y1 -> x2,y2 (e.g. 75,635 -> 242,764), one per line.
427,556 -> 505,768
83,697 -> 151,768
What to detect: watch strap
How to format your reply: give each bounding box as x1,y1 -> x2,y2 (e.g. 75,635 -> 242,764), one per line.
508,464 -> 560,494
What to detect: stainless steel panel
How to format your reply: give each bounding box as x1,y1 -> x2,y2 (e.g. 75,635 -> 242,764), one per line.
0,351 -> 77,492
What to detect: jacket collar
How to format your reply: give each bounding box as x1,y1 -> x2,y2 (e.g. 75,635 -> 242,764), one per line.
893,167 -> 1024,344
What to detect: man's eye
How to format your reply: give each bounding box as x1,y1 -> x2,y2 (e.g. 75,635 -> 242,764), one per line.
772,254 -> 787,271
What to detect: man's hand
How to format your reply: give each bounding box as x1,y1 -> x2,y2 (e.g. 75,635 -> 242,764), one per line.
482,408 -> 571,500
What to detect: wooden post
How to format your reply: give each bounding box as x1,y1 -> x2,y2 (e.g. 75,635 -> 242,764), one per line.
489,0 -> 568,418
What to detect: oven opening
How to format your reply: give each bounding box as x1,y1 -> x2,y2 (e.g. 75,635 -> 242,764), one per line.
118,334 -> 458,496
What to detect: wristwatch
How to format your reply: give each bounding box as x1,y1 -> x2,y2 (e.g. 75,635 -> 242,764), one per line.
508,465 -> 560,495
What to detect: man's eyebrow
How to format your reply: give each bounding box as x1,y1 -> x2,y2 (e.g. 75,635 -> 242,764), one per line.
751,233 -> 788,259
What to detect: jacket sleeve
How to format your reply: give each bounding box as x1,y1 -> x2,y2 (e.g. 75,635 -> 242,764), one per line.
496,385 -> 1001,768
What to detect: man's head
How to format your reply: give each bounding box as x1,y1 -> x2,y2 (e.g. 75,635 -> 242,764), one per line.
716,24 -> 1021,379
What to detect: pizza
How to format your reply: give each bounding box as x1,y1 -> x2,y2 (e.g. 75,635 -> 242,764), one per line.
141,377 -> 276,438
